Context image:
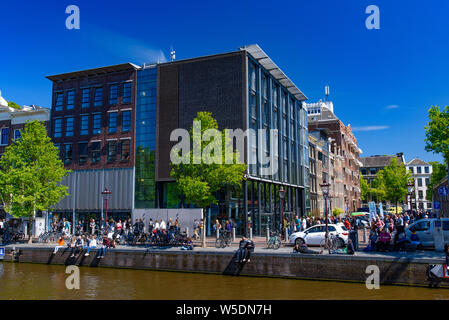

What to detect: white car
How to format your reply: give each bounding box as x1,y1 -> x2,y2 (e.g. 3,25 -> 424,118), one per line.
289,224 -> 349,248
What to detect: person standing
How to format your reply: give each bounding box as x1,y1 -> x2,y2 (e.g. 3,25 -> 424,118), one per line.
89,219 -> 96,235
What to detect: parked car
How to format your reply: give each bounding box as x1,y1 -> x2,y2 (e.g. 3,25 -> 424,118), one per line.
289,224 -> 349,248
405,218 -> 449,247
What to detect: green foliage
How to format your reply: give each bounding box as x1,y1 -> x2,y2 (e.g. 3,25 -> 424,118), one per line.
7,101 -> 21,110
426,161 -> 448,201
360,174 -> 386,202
0,120 -> 70,219
170,111 -> 247,209
425,106 -> 449,164
375,158 -> 411,213
332,207 -> 344,216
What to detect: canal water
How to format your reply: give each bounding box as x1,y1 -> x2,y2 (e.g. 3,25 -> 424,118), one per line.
0,262 -> 448,300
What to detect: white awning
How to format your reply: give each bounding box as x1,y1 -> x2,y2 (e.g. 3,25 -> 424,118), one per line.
240,44 -> 308,101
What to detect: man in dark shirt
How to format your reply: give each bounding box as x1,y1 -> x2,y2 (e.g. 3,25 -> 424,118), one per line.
236,236 -> 247,262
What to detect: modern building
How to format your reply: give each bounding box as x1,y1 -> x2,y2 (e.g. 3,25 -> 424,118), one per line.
0,90 -> 50,219
47,44 -> 310,236
406,158 -> 433,211
306,100 -> 362,213
360,153 -> 405,184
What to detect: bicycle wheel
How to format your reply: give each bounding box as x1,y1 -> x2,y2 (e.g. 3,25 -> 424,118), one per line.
274,238 -> 281,250
266,239 -> 273,249
215,238 -> 222,248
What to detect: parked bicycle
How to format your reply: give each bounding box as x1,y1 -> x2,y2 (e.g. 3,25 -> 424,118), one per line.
266,231 -> 281,250
320,233 -> 342,253
215,229 -> 232,248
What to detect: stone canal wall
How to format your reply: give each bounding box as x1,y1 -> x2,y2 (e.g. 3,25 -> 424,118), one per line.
3,246 -> 447,288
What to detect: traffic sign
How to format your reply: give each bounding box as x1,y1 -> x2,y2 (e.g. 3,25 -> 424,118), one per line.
438,186 -> 449,197
0,247 -> 4,260
434,201 -> 441,210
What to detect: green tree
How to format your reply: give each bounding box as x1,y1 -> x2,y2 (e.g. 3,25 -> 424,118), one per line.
332,207 -> 344,216
376,158 -> 411,215
360,174 -> 386,203
0,120 -> 70,242
170,111 -> 247,210
426,161 -> 448,201
7,101 -> 21,110
425,105 -> 449,184
360,175 -> 370,202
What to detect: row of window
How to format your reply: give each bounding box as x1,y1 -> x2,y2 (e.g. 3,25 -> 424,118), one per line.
408,166 -> 430,174
54,82 -> 132,111
0,128 -> 22,145
56,139 -> 131,165
53,111 -> 131,138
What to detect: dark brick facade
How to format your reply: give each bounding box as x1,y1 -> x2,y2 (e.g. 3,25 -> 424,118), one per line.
48,66 -> 138,171
156,51 -> 247,180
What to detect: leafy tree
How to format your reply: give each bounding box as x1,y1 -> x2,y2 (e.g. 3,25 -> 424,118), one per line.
332,207 -> 344,216
376,158 -> 411,215
426,161 -> 448,201
0,120 -> 70,242
360,174 -> 386,203
7,101 -> 21,110
425,105 -> 449,183
170,111 -> 247,210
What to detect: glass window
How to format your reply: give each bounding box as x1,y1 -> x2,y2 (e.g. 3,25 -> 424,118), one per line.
425,166 -> 429,174
122,110 -> 131,132
109,84 -> 118,105
64,144 -> 72,165
418,190 -> 423,199
93,114 -> 102,135
53,119 -> 63,138
120,139 -> 130,161
442,221 -> 449,231
417,167 -> 422,174
108,112 -> 117,133
412,221 -> 430,231
65,117 -> 74,137
409,167 -> 414,174
81,88 -> 90,108
122,82 -> 132,104
14,129 -> 21,141
55,92 -> 64,111
107,140 -> 117,162
78,142 -> 88,164
426,178 -> 430,186
55,144 -> 62,160
91,142 -> 101,163
249,62 -> 256,91
66,90 -> 75,110
80,115 -> 89,135
1,128 -> 9,145
370,168 -> 376,175
418,178 -> 422,187
94,87 -> 103,107
328,226 -> 336,232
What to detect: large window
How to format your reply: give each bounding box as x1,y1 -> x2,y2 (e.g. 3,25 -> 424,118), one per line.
55,92 -> 64,111
14,129 -> 21,141
418,178 -> 423,187
93,114 -> 102,135
94,87 -> 103,107
109,84 -> 118,105
66,90 -> 75,110
64,144 -> 72,165
1,128 -> 9,145
80,115 -> 89,135
65,117 -> 74,137
120,139 -> 130,161
425,166 -> 429,174
91,142 -> 101,163
78,142 -> 88,164
122,82 -> 132,103
417,167 -> 422,174
53,119 -> 63,138
107,140 -> 117,162
108,112 -> 117,133
81,88 -> 90,108
122,110 -> 131,132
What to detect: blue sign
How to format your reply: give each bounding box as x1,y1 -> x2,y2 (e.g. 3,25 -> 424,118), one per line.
438,186 -> 449,196
0,248 -> 4,259
434,201 -> 441,210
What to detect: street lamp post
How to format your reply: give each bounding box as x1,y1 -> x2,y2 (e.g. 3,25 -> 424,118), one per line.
345,199 -> 349,214
407,182 -> 414,215
101,188 -> 112,232
279,187 -> 286,240
320,181 -> 331,248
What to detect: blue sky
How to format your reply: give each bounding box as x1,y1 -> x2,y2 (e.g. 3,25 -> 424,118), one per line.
1,0 -> 447,163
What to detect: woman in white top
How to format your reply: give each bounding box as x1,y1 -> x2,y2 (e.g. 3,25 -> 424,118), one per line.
84,235 -> 98,256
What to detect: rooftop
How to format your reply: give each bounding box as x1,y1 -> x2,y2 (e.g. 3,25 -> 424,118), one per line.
406,158 -> 430,166
360,154 -> 404,168
46,63 -> 141,82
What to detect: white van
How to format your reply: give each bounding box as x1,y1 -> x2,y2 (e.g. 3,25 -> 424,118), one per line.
405,218 -> 449,247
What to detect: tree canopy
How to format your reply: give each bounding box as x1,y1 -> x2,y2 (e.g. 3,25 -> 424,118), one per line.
426,161 -> 448,201
170,112 -> 247,209
425,105 -> 449,164
0,120 -> 69,223
7,101 -> 21,110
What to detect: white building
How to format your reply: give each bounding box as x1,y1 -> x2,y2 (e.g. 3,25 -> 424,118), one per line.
406,158 -> 433,211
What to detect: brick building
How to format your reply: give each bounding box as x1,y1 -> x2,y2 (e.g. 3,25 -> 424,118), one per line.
306,100 -> 362,213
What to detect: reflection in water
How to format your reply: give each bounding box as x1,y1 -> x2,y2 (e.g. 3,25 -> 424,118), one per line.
0,262 -> 448,300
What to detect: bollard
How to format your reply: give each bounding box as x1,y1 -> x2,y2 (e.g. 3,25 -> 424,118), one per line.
186,227 -> 189,237
249,227 -> 253,240
363,227 -> 367,243
216,229 -> 219,239
232,227 -> 236,243
266,226 -> 270,241
284,228 -> 289,243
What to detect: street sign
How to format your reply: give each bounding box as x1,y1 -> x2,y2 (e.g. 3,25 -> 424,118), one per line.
438,186 -> 449,197
434,201 -> 441,210
0,247 -> 4,260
